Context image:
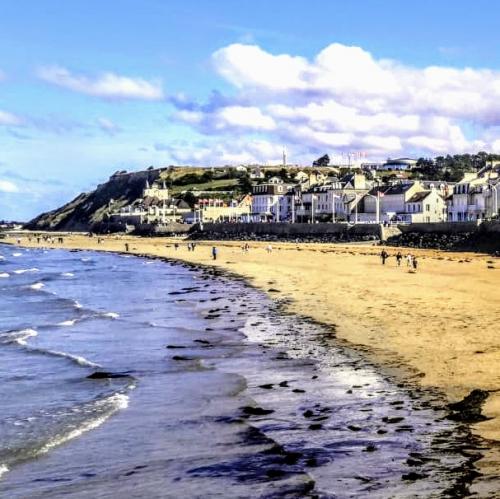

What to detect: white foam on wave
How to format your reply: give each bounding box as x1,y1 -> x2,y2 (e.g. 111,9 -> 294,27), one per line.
40,348 -> 101,368
12,252 -> 22,257
0,328 -> 38,345
80,257 -> 91,262
0,272 -> 9,278
38,393 -> 129,455
57,319 -> 77,327
29,282 -> 44,290
0,255 -> 5,261
61,272 -> 74,277
0,464 -> 9,479
13,268 -> 39,274
102,312 -> 119,319
73,300 -> 83,309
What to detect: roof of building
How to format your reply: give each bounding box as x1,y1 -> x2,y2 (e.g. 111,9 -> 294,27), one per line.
366,183 -> 414,196
384,157 -> 417,165
407,191 -> 432,203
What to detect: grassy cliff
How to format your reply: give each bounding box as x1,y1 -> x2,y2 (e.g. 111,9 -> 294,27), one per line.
26,169 -> 163,231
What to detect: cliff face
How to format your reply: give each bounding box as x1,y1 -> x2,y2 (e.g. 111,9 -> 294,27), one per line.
26,169 -> 162,231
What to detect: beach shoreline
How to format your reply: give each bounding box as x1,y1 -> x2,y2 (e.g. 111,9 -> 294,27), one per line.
5,232 -> 500,477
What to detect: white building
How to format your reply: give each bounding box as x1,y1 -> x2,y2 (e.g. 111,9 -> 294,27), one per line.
251,178 -> 291,222
383,158 -> 418,171
447,173 -> 500,221
403,190 -> 447,223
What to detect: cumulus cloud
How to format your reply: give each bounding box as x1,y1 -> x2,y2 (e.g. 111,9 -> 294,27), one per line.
37,66 -> 164,101
156,138 -> 285,165
171,42 -> 500,161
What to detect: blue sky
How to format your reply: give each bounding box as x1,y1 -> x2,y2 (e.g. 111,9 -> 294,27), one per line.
1,0 -> 499,220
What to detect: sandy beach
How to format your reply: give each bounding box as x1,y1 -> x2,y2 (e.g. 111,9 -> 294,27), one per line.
8,233 -> 500,474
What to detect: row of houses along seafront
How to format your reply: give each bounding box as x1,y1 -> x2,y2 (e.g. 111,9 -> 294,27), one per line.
109,180 -> 252,225
250,173 -> 451,223
250,165 -> 500,224
109,164 -> 500,227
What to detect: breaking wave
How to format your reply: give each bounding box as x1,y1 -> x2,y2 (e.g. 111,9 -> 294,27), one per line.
0,329 -> 38,345
101,312 -> 119,319
38,393 -> 129,455
13,268 -> 39,274
28,282 -> 44,291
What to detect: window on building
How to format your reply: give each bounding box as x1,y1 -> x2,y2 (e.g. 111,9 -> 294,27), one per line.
425,204 -> 430,211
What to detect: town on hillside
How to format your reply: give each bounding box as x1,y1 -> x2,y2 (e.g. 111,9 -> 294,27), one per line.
105,153 -> 500,230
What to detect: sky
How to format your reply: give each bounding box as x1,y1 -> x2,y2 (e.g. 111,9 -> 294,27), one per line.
1,0 -> 499,220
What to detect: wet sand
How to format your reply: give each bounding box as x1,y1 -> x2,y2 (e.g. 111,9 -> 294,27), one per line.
8,233 -> 500,475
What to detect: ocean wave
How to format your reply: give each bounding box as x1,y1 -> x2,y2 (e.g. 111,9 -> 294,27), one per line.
61,272 -> 75,277
0,463 -> 9,479
38,393 -> 129,455
57,319 -> 78,327
0,272 -> 9,278
0,255 -> 5,261
73,300 -> 83,309
22,345 -> 101,368
1,329 -> 100,368
101,312 -> 119,319
13,268 -> 39,274
12,252 -> 22,257
28,282 -> 44,290
0,328 -> 38,345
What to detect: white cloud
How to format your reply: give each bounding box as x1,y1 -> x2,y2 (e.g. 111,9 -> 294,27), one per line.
96,117 -> 122,135
0,110 -> 23,126
216,106 -> 276,130
156,138 -> 285,165
173,42 -> 500,160
213,44 -> 308,91
0,179 -> 19,193
37,66 -> 164,101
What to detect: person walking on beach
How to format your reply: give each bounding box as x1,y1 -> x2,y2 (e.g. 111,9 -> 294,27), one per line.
380,249 -> 388,265
406,253 -> 413,267
396,251 -> 402,267
412,255 -> 418,271
174,243 -> 179,251
125,243 -> 129,252
266,244 -> 273,254
244,243 -> 249,253
212,246 -> 218,261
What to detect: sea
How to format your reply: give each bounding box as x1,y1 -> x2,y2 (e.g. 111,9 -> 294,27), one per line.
0,244 -> 483,498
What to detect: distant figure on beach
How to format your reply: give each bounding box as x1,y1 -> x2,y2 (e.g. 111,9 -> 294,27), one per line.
412,256 -> 418,271
396,252 -> 402,266
125,243 -> 129,252
174,243 -> 179,251
380,249 -> 388,265
187,242 -> 192,252
406,254 -> 413,267
212,246 -> 218,260
244,243 -> 249,253
266,244 -> 273,254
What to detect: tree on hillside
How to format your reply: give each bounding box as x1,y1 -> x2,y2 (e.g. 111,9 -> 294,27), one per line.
238,174 -> 252,194
313,154 -> 330,167
179,191 -> 197,208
